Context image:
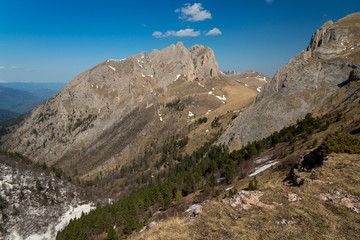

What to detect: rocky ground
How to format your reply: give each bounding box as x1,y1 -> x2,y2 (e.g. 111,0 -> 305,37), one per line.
0,153 -> 94,240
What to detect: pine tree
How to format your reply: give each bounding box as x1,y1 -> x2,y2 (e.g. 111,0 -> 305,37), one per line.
248,176 -> 259,190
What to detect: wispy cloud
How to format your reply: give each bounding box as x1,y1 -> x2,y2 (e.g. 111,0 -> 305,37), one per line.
265,0 -> 275,4
0,66 -> 19,70
206,27 -> 222,36
176,3 -> 212,22
153,28 -> 201,38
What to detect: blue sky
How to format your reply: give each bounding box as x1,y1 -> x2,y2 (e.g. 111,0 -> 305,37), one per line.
0,0 -> 359,83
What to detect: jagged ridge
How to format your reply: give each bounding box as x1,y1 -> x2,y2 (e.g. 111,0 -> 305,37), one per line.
219,12 -> 360,148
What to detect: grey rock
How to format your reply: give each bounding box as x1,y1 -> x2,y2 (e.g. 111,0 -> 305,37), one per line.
219,12 -> 360,148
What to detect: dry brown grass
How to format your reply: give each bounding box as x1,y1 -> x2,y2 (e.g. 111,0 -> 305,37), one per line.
134,153 -> 360,240
130,218 -> 189,240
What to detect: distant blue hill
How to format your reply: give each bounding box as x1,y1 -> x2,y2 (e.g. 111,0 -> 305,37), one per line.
0,86 -> 45,114
0,82 -> 67,99
0,109 -> 20,122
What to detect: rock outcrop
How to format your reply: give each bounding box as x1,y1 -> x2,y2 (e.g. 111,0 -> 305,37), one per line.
222,190 -> 276,211
219,12 -> 360,148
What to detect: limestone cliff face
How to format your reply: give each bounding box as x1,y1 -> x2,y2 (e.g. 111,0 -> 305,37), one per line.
148,42 -> 219,87
2,42 -> 223,175
219,12 -> 360,148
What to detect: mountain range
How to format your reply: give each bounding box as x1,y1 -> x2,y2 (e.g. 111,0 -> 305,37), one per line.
2,42 -> 258,179
0,82 -> 66,119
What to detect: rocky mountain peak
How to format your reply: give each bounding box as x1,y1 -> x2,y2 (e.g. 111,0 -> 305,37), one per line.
148,42 -> 219,86
2,42 -> 225,177
219,12 -> 360,148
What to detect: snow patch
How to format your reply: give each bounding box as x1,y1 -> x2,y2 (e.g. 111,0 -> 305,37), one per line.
108,58 -> 126,62
206,110 -> 211,115
216,95 -> 226,101
185,203 -> 201,213
141,73 -> 145,77
212,87 -> 215,90
208,91 -> 213,95
174,74 -> 181,81
149,221 -> 158,228
225,186 -> 234,191
206,129 -> 209,133
160,117 -> 163,122
257,87 -> 261,92
188,111 -> 194,117
249,161 -> 279,177
108,65 -> 116,71
255,155 -> 273,164
27,204 -> 95,240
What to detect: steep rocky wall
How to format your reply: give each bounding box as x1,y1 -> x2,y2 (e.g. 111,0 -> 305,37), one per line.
219,13 -> 360,148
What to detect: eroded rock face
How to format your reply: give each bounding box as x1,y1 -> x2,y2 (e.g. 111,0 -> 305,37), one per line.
2,42 -> 221,176
219,13 -> 360,148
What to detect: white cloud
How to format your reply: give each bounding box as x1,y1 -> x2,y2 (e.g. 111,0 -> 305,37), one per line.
152,31 -> 163,37
266,0 -> 275,3
153,29 -> 200,38
0,80 -> 7,83
206,27 -> 222,36
176,3 -> 212,22
0,66 -> 5,70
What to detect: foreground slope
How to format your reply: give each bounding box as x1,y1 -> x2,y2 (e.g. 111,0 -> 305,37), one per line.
219,12 -> 360,148
133,152 -> 360,240
3,42 -> 256,178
